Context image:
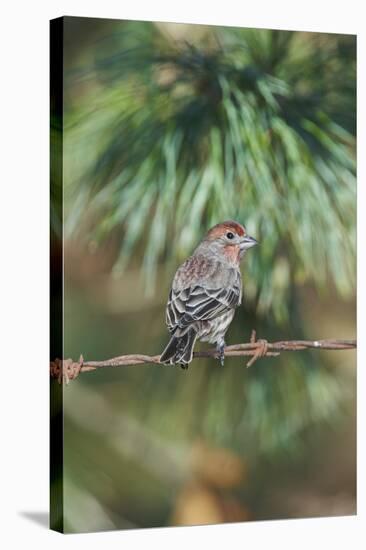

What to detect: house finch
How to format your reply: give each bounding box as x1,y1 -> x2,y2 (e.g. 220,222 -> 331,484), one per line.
160,220 -> 257,368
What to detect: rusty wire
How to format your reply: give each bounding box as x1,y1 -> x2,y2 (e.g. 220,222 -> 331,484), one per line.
50,331 -> 356,384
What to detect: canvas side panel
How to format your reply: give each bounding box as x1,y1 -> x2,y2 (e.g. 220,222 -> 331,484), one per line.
50,16 -> 64,534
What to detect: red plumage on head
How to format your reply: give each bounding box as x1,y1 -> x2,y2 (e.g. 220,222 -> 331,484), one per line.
205,220 -> 246,240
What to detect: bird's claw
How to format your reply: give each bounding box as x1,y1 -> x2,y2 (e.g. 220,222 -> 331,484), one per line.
216,342 -> 225,367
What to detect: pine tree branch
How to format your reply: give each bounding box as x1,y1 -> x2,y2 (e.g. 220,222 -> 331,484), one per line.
50,332 -> 356,384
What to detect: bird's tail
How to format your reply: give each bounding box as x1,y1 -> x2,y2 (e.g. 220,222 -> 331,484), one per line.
160,327 -> 198,368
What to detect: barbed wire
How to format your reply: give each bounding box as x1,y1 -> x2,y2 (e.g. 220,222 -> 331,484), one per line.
50,330 -> 356,384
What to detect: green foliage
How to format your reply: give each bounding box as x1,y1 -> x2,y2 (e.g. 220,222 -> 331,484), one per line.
62,20 -> 356,459
64,25 -> 356,321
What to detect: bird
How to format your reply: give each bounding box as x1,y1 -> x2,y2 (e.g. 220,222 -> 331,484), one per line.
160,220 -> 258,369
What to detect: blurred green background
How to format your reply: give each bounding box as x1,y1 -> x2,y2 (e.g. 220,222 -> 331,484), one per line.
54,17 -> 356,532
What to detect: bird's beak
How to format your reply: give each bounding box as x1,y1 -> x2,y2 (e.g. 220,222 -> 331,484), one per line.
239,235 -> 258,250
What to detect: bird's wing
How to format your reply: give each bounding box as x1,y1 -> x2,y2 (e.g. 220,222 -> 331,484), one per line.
166,283 -> 241,332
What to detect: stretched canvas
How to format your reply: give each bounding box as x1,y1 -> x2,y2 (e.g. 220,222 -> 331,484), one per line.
50,16 -> 357,533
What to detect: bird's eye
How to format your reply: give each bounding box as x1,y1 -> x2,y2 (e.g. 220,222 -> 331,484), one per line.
226,232 -> 234,240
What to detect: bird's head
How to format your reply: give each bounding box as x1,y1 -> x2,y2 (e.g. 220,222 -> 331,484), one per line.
202,220 -> 258,263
